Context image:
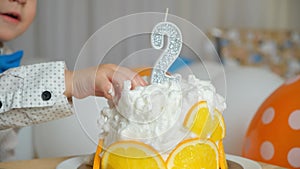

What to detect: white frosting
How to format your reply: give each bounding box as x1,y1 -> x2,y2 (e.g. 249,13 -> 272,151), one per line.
97,74 -> 226,153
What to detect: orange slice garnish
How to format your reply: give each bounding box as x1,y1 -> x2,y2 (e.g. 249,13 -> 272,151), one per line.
183,101 -> 210,136
206,109 -> 226,142
101,140 -> 167,169
183,101 -> 226,142
93,139 -> 104,169
133,67 -> 152,77
166,138 -> 219,169
218,140 -> 228,169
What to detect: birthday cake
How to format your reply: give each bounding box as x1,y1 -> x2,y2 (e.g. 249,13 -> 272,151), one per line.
93,72 -> 227,169
92,18 -> 228,169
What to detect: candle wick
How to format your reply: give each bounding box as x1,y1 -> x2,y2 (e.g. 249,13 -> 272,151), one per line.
164,8 -> 169,22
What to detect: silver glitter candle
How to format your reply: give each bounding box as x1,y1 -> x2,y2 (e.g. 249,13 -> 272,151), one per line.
150,21 -> 183,84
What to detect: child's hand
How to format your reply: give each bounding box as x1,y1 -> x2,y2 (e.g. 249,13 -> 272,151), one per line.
64,64 -> 148,100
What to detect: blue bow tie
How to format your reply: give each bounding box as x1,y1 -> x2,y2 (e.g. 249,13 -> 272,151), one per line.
0,50 -> 23,73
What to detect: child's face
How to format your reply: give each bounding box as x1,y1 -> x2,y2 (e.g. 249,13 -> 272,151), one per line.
0,0 -> 37,42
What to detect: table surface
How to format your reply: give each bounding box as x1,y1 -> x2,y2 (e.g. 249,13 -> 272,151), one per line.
0,156 -> 285,169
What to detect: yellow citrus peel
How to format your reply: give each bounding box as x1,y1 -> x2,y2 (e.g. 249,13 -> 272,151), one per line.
101,140 -> 166,169
183,101 -> 226,141
93,139 -> 103,169
166,138 -> 219,169
218,140 -> 228,169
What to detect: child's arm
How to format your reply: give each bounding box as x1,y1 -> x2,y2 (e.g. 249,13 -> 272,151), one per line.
64,64 -> 147,100
0,61 -> 72,129
0,62 -> 146,129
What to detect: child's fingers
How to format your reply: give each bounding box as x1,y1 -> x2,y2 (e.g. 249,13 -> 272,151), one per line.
95,78 -> 113,100
113,66 -> 148,88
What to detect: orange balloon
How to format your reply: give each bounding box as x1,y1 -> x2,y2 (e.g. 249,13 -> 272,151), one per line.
242,76 -> 300,168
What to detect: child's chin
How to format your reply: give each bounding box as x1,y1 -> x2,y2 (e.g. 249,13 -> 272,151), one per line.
0,32 -> 17,42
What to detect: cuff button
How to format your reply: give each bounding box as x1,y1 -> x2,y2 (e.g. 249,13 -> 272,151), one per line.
41,91 -> 52,101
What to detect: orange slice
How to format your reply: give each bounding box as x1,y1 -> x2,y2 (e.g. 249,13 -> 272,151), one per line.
133,67 -> 152,76
205,109 -> 226,142
93,139 -> 104,169
101,140 -> 167,169
183,101 -> 226,142
218,140 -> 228,169
166,138 -> 219,169
134,67 -> 171,77
183,101 -> 210,136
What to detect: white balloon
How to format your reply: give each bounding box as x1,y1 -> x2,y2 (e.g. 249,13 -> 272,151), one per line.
212,66 -> 284,155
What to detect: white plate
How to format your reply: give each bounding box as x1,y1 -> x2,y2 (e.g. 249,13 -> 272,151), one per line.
56,154 -> 262,169
56,155 -> 87,169
226,154 -> 262,169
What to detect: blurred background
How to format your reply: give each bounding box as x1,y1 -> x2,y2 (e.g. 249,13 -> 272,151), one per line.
6,0 -> 300,163
10,0 -> 300,71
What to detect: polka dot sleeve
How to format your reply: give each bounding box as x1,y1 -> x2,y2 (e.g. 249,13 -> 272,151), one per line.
0,61 -> 73,129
